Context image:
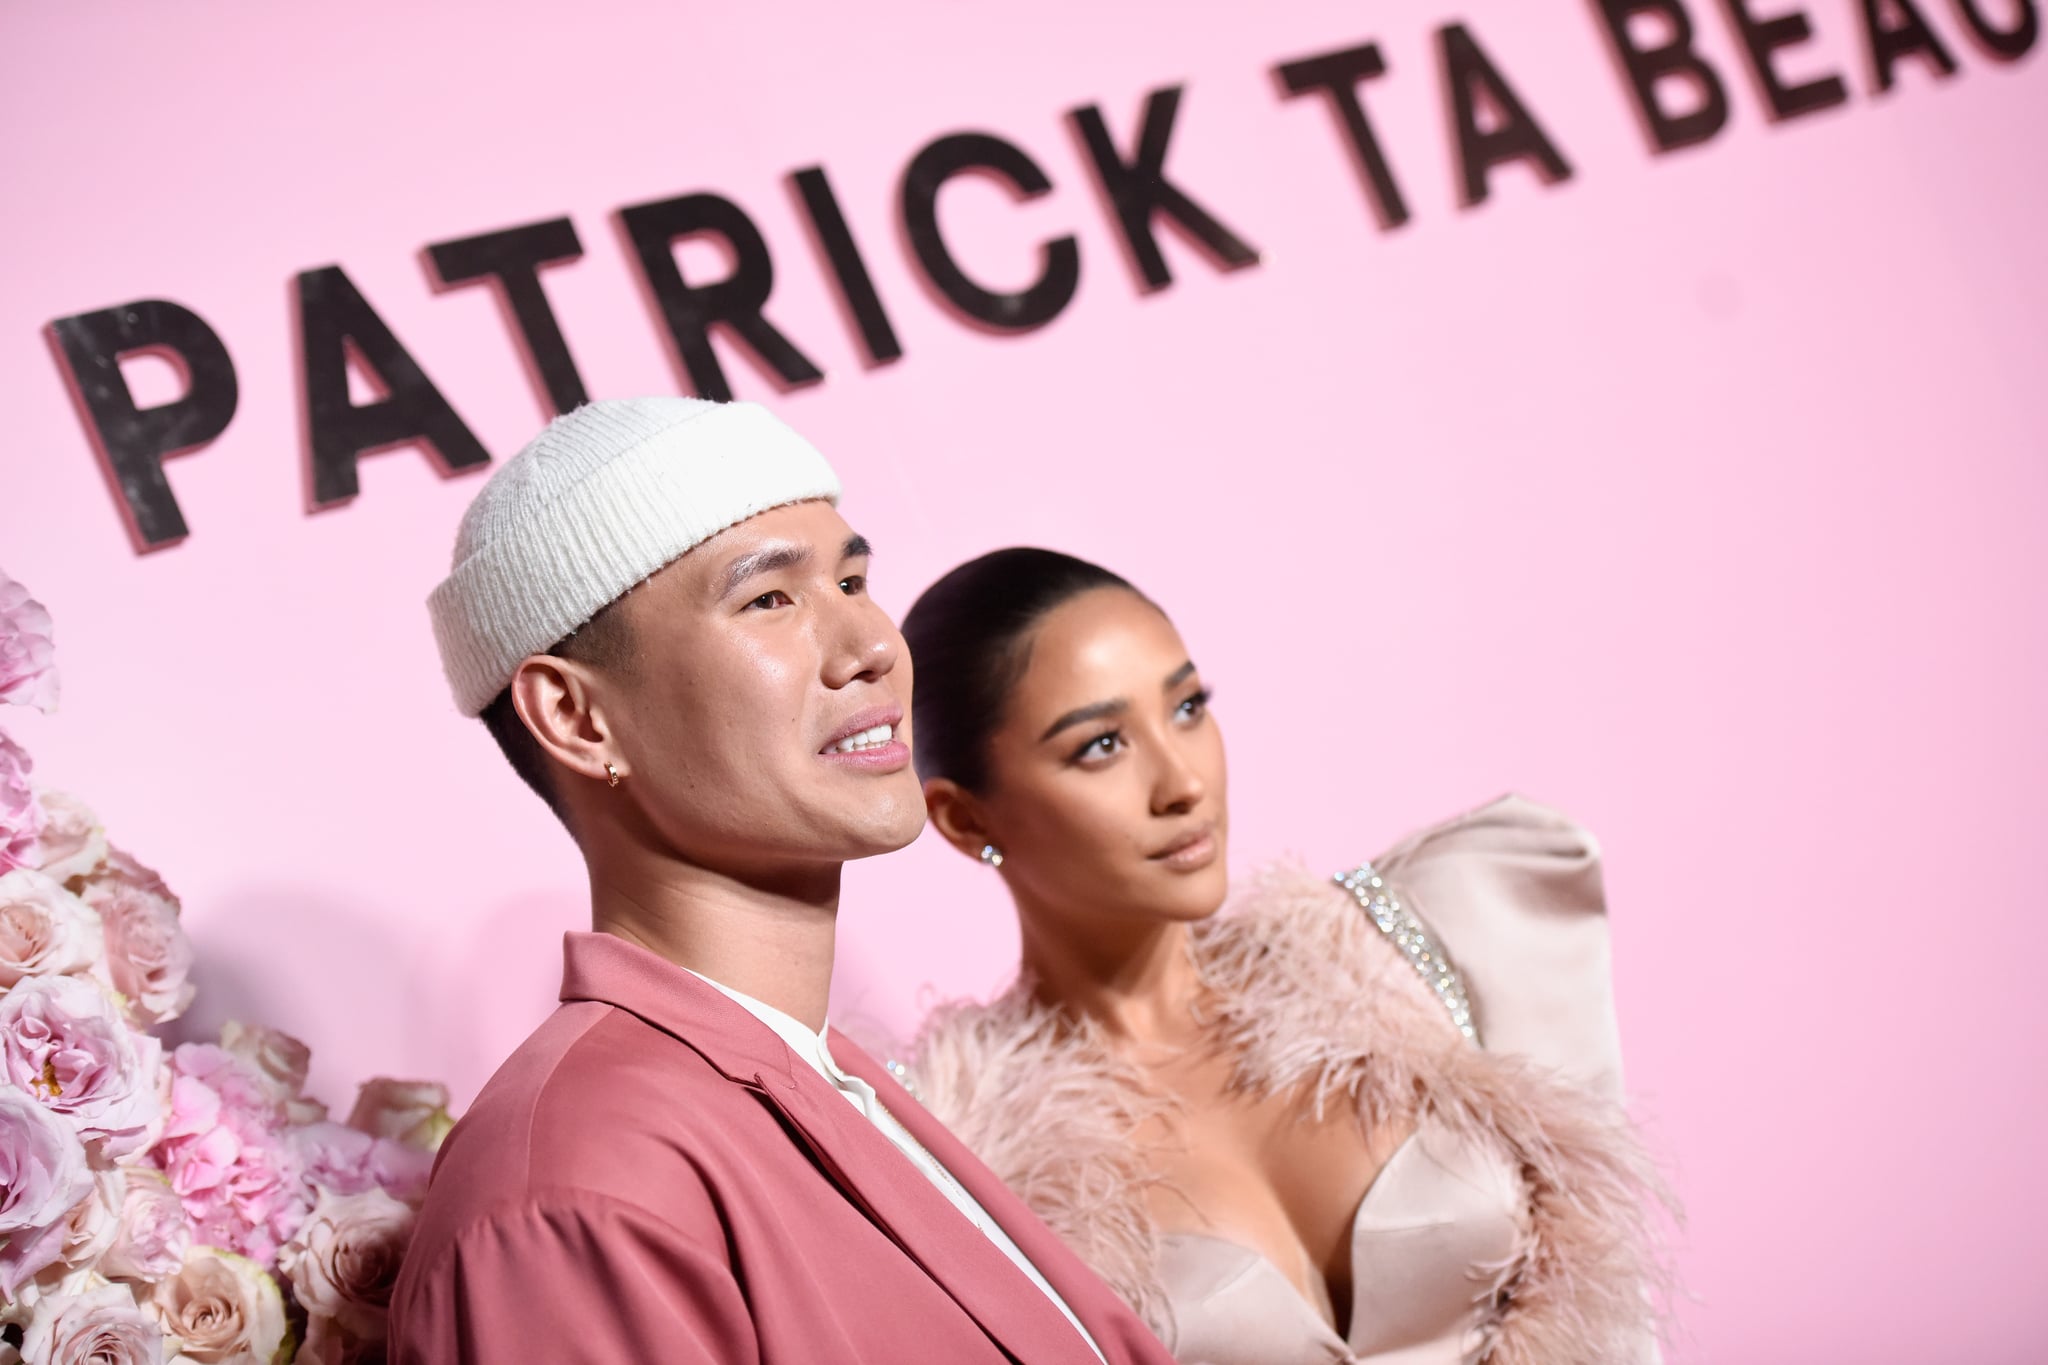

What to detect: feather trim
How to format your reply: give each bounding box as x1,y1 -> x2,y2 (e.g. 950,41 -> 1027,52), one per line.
909,989 -> 1177,1330
910,859 -> 1676,1360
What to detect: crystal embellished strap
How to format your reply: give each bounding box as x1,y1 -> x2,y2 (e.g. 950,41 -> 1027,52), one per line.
1334,864 -> 1480,1044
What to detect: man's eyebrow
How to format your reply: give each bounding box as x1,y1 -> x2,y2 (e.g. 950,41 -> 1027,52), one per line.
1164,660 -> 1196,689
843,533 -> 873,560
1040,698 -> 1128,743
720,544 -> 812,599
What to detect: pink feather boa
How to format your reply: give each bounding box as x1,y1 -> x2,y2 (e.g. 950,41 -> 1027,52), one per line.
908,859 -> 1676,1362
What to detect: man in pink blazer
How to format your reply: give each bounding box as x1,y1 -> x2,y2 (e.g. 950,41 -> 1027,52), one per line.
394,398 -> 1176,1364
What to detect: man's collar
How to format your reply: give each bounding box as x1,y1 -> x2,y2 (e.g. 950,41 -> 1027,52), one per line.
557,930 -> 802,1089
678,964 -> 847,1085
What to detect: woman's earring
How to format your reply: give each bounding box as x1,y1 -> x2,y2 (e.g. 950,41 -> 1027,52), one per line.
978,844 -> 1004,868
605,763 -> 622,788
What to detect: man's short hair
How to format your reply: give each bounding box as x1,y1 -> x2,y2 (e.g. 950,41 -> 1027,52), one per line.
478,598 -> 634,825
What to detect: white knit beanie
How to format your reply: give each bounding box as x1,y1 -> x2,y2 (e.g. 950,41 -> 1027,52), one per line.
427,397 -> 841,716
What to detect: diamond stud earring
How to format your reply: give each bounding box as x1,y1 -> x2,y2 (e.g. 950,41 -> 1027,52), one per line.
978,844 -> 1004,868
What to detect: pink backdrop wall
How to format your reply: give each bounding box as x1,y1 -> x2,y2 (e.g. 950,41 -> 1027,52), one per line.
4,2 -> 2044,1359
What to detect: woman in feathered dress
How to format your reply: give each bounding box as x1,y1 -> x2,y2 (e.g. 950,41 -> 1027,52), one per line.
898,548 -> 1673,1365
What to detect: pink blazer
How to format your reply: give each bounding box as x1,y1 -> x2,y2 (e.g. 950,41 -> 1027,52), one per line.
388,931 -> 1177,1365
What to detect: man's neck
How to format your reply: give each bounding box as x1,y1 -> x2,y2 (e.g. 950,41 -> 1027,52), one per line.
587,854 -> 842,1033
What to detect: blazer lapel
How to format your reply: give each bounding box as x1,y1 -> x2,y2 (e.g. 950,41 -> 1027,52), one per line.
750,1054 -> 1102,1365
559,932 -> 1137,1364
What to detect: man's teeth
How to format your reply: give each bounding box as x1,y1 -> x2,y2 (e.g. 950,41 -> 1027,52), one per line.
828,723 -> 895,754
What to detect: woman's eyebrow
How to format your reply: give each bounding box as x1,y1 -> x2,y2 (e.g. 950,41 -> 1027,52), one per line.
1040,662 -> 1196,741
1040,698 -> 1128,742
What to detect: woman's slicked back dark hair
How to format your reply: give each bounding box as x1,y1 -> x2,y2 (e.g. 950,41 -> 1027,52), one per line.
900,547 -> 1145,792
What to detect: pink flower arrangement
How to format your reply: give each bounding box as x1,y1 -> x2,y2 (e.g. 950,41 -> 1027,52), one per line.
0,568 -> 451,1361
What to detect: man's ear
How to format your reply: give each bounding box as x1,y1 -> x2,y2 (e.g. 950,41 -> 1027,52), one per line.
509,654 -> 622,786
924,777 -> 995,862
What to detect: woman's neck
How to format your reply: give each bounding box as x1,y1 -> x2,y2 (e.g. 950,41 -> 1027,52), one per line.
1017,911 -> 1204,1048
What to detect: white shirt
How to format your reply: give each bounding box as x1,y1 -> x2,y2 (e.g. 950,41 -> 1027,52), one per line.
683,969 -> 1105,1363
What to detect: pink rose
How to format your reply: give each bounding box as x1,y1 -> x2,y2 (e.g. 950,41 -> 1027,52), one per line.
31,794 -> 107,885
346,1078 -> 453,1152
17,1282 -> 162,1365
217,1022 -> 309,1106
81,848 -> 173,905
167,1045 -> 278,1125
0,730 -> 44,876
0,975 -> 164,1162
152,1048 -> 305,1263
0,1089 -> 93,1299
279,1186 -> 415,1346
81,871 -> 193,1030
0,869 -> 103,987
146,1247 -> 286,1365
99,1168 -> 191,1284
0,571 -> 58,715
361,1137 -> 433,1206
290,1121 -> 374,1195
290,1123 -> 432,1207
10,1166 -> 125,1303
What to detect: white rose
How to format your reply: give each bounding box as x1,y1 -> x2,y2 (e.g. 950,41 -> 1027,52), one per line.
18,1281 -> 163,1365
0,869 -> 102,987
217,1023 -> 309,1105
99,1168 -> 191,1284
345,1078 -> 451,1152
28,794 -> 107,886
279,1186 -> 414,1342
147,1247 -> 285,1365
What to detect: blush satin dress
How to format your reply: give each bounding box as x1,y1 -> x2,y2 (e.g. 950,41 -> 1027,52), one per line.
1155,1122 -> 1525,1363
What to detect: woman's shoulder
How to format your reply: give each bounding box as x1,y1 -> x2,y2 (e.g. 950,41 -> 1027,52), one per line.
1388,792 -> 1626,1096
1373,793 -> 1603,901
1230,793 -> 1629,1099
1217,793 -> 1603,954
1224,793 -> 1601,917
